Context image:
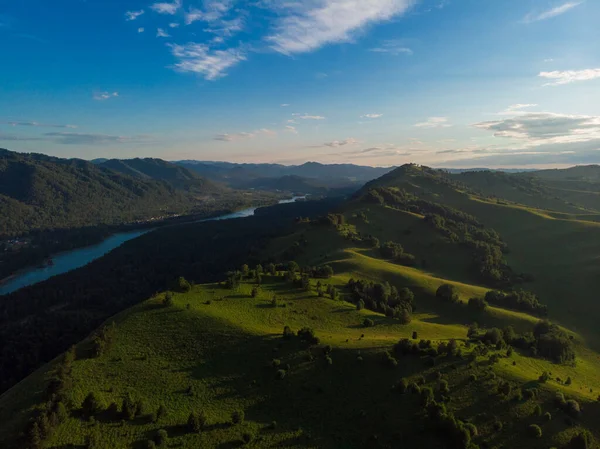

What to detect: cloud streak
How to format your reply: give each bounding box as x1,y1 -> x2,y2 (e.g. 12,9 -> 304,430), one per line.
368,39 -> 413,55
361,113 -> 383,119
215,128 -> 276,141
93,92 -> 119,101
266,0 -> 416,55
292,113 -> 326,120
523,1 -> 583,23
2,121 -> 77,129
539,68 -> 600,86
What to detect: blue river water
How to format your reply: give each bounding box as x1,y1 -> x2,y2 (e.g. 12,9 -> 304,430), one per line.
0,196 -> 304,295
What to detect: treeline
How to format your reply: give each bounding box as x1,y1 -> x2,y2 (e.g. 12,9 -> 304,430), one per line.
348,279 -> 415,324
469,319 -> 575,364
0,199 -> 339,394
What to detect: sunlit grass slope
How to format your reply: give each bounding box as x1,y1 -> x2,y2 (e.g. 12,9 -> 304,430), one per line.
3,267 -> 600,449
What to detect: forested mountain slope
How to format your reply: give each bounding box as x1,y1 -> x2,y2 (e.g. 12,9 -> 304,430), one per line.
0,149 -> 220,237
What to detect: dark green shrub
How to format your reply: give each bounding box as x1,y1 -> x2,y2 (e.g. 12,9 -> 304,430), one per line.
565,399 -> 581,417
271,359 -> 281,368
544,412 -> 552,422
439,379 -> 450,394
493,420 -> 503,432
469,373 -> 477,382
276,369 -> 286,379
397,379 -> 408,394
436,284 -> 459,303
187,412 -> 205,433
539,371 -> 550,383
533,405 -> 542,416
156,404 -> 167,421
412,331 -> 418,340
145,440 -> 156,449
297,327 -> 320,345
107,402 -> 119,417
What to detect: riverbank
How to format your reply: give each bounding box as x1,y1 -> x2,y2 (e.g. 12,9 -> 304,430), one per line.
0,196 -> 306,296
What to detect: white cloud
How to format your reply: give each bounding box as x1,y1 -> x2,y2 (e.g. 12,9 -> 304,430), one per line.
138,27 -> 145,33
369,39 -> 413,55
539,68 -> 600,86
414,117 -> 451,128
292,113 -> 326,120
156,28 -> 171,38
125,10 -> 145,21
523,1 -> 583,23
169,23 -> 180,28
281,104 -> 290,107
287,119 -> 296,124
285,125 -> 298,134
265,0 -> 416,55
361,113 -> 383,119
215,128 -> 276,141
93,92 -> 119,101
544,58 -> 554,62
168,43 -> 246,80
150,0 -> 181,15
324,137 -> 359,147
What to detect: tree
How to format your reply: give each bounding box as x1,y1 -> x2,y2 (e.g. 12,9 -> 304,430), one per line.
255,264 -> 263,274
82,392 -> 101,417
231,410 -> 245,425
154,429 -> 168,446
468,297 -> 488,312
163,292 -> 174,307
176,276 -> 191,293
436,284 -> 459,303
363,318 -> 375,328
187,412 -> 204,433
528,424 -> 542,438
251,286 -> 259,298
266,263 -> 277,275
28,422 -> 42,449
283,325 -> 294,339
398,308 -> 412,325
297,327 -> 319,345
241,264 -> 250,277
157,404 -> 167,421
122,395 -> 136,420
357,299 -> 365,311
287,261 -> 299,273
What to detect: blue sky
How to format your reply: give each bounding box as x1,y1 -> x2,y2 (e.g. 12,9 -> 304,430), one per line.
1,0 -> 599,167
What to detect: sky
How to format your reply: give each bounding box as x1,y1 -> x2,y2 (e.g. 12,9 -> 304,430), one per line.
1,0 -> 599,168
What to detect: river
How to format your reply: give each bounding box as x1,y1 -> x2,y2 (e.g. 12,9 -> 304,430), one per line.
0,196 -> 305,296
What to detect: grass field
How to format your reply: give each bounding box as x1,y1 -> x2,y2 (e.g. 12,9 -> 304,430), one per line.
3,269 -> 600,449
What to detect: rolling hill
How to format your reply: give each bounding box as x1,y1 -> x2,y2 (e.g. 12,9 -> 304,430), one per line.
3,163 -> 600,449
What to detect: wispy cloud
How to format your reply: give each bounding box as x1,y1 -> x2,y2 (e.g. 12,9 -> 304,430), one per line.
185,1 -> 232,25
414,117 -> 451,128
43,132 -> 151,145
0,133 -> 44,142
292,113 -> 326,120
215,128 -> 276,141
265,0 -> 416,55
497,104 -> 538,115
156,28 -> 171,38
2,120 -> 77,129
285,125 -> 298,134
539,68 -> 600,86
523,1 -> 583,23
281,104 -> 290,107
150,0 -> 181,15
369,39 -> 413,55
474,112 -> 600,146
138,27 -> 145,33
93,92 -> 119,101
323,137 -> 358,147
168,43 -> 246,80
125,10 -> 144,21
361,113 -> 383,119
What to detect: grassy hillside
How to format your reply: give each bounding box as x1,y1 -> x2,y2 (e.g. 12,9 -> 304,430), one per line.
3,271 -> 600,449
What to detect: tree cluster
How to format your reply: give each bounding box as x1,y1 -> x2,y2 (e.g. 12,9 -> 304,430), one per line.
348,279 -> 414,323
